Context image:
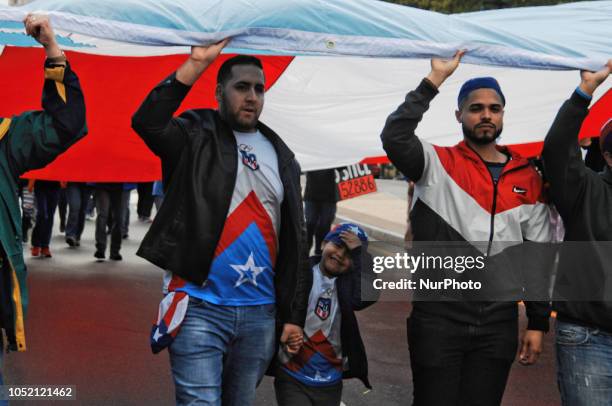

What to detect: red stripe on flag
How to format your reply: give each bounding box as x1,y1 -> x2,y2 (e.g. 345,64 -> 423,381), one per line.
0,46 -> 294,182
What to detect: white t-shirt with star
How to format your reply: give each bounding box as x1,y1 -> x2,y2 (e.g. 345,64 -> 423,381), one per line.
164,129 -> 284,306
280,264 -> 343,386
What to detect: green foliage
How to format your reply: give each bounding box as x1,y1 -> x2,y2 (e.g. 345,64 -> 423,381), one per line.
382,0 -> 584,13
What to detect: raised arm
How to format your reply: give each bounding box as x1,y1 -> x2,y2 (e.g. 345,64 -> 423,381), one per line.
542,60 -> 611,219
131,40 -> 229,167
381,51 -> 464,182
6,14 -> 86,177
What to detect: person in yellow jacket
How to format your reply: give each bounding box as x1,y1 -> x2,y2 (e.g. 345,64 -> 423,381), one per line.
0,14 -> 86,369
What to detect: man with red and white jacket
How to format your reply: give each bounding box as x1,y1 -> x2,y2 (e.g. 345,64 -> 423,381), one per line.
381,51 -> 552,405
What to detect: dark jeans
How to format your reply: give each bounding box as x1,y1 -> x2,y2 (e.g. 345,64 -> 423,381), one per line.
274,368 -> 343,406
137,182 -> 154,218
58,188 -> 67,229
32,187 -> 59,248
85,189 -> 95,217
304,201 -> 337,255
408,309 -> 517,406
122,190 -> 131,236
95,189 -> 127,254
556,321 -> 612,406
65,183 -> 89,240
21,214 -> 32,243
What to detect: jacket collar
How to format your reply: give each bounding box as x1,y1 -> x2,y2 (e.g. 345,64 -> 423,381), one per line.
456,140 -> 529,172
256,120 -> 296,167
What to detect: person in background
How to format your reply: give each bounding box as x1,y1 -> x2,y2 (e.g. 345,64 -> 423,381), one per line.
121,183 -> 137,239
304,169 -> 339,255
64,182 -> 90,247
57,182 -> 67,233
137,181 -> 154,222
30,179 -> 60,258
18,179 -> 35,243
152,179 -> 164,212
93,182 -> 126,260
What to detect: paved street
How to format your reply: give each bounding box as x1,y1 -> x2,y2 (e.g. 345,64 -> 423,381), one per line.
5,187 -> 561,405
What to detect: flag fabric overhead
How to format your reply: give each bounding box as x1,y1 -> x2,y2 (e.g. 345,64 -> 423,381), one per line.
1,0 -> 609,69
0,0 -> 610,181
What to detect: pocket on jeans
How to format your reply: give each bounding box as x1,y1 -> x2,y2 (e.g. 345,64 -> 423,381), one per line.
556,322 -> 589,346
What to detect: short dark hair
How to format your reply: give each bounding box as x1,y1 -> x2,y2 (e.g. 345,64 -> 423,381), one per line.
217,55 -> 264,86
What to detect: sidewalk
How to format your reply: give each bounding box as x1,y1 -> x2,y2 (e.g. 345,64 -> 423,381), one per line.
336,179 -> 408,245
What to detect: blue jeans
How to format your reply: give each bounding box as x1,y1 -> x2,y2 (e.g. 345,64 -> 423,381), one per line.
169,298 -> 276,406
556,321 -> 612,406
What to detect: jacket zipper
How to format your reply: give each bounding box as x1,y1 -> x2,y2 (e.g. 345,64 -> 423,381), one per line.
463,145 -> 532,323
485,165 -> 530,255
463,146 -> 529,255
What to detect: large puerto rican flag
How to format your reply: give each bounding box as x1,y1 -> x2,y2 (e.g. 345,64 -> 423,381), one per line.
0,0 -> 610,181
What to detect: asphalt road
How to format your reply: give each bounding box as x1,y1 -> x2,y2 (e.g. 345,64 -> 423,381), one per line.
5,206 -> 561,405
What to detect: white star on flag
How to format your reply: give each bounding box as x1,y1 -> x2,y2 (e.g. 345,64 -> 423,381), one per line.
349,225 -> 363,237
231,253 -> 266,287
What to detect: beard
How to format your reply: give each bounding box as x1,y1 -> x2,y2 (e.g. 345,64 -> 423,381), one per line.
462,123 -> 503,145
218,98 -> 260,132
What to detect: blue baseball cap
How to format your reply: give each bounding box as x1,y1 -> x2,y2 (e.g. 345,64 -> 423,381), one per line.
458,77 -> 506,108
324,223 -> 368,247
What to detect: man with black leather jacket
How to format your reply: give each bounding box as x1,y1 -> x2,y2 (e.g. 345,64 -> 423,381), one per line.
132,41 -> 310,405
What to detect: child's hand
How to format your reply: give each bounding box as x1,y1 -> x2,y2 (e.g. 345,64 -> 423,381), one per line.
340,231 -> 361,250
285,332 -> 304,353
281,324 -> 304,354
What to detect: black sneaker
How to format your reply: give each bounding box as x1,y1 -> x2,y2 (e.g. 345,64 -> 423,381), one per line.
94,250 -> 105,260
110,253 -> 122,261
66,236 -> 77,247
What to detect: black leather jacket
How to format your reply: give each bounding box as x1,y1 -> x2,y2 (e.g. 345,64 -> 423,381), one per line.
132,73 -> 311,327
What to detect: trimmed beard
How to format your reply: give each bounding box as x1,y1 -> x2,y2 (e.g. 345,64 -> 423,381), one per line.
462,123 -> 503,146
218,97 -> 259,133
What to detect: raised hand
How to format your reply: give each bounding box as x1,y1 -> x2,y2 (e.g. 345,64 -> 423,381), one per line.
177,38 -> 231,86
426,49 -> 466,88
579,59 -> 612,97
23,14 -> 63,59
340,231 -> 362,250
189,39 -> 231,65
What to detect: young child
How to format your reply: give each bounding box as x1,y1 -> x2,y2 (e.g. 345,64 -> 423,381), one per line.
274,223 -> 379,406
